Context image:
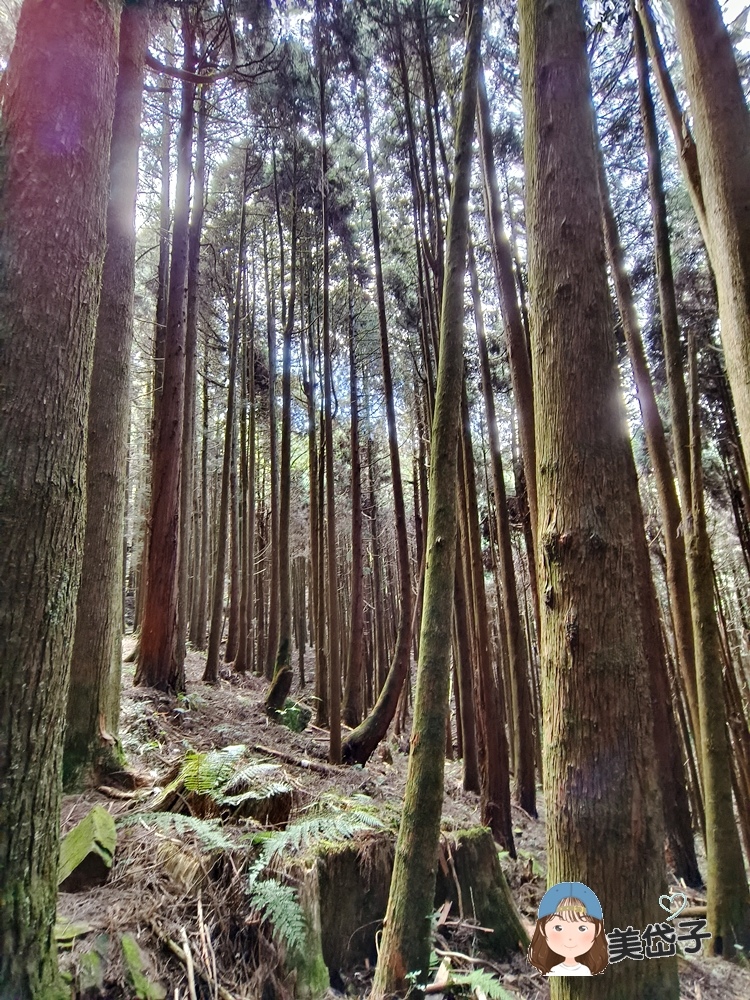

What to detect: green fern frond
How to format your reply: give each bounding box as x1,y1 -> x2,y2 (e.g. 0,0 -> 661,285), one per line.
449,969 -> 515,1000
223,762 -> 283,796
118,812 -> 237,852
248,879 -> 306,955
249,808 -> 385,879
181,744 -> 248,794
220,781 -> 292,808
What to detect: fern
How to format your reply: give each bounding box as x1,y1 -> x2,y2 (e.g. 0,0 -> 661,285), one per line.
117,812 -> 237,852
220,781 -> 292,809
449,969 -> 515,1000
180,744 -> 248,794
247,879 -> 307,955
223,762 -> 283,796
249,808 -> 384,881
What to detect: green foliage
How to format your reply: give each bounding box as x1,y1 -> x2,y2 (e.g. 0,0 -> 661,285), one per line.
249,799 -> 384,876
277,699 -> 312,733
223,762 -> 285,795
117,812 -> 238,852
247,879 -> 307,955
120,933 -> 166,1000
180,744 -> 248,794
448,968 -> 515,1000
246,796 -> 385,957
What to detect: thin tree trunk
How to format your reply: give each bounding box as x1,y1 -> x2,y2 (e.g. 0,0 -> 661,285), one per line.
343,262 -> 364,726
371,4 -> 482,991
317,19 -> 341,762
177,86 -> 207,671
192,333 -> 210,650
469,238 -> 536,817
267,164 -> 299,712
685,329 -> 750,954
666,0 -> 750,472
342,77 -> 413,764
204,158 -> 248,683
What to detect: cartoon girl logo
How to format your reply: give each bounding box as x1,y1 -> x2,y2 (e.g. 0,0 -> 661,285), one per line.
527,881 -> 608,976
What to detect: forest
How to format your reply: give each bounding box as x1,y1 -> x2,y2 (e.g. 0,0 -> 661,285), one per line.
2,0 -> 750,998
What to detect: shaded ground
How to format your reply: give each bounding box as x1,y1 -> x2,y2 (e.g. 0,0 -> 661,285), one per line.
56,643 -> 750,999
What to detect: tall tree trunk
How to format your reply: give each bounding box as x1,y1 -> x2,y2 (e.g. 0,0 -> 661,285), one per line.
468,239 -> 536,817
65,5 -> 149,789
459,387 -> 514,852
685,330 -> 750,955
317,21 -> 341,763
204,159 -> 248,683
267,164 -> 299,713
342,77 -> 412,764
519,0 -> 678,996
476,63 -> 539,627
192,332 -> 210,650
599,33 -> 702,754
371,3 -> 482,992
301,261 -> 323,714
264,221 -> 280,681
343,263 -> 364,726
666,0 -> 750,472
635,2 -> 750,951
0,3 -> 119,993
177,86 -> 207,671
136,16 -> 195,692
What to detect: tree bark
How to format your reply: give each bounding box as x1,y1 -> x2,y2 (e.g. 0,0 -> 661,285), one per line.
136,16 -> 196,692
0,2 -> 119,993
267,164 -> 299,713
519,0 -> 678,996
370,3 -> 482,993
468,238 -> 536,817
685,330 -> 750,955
204,159 -> 248,684
65,4 -> 149,790
342,77 -> 413,765
666,0 -> 750,472
343,262 -> 364,726
176,86 -> 207,671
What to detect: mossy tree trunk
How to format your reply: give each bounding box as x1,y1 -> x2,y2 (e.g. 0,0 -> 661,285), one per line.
0,1 -> 120,993
65,3 -> 149,790
518,0 -> 679,996
370,3 -> 482,993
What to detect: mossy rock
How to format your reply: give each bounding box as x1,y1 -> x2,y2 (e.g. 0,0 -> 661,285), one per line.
435,827 -> 528,960
277,699 -> 312,734
59,806 -> 116,892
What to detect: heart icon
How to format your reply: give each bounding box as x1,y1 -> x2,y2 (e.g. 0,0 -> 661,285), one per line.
658,892 -> 688,922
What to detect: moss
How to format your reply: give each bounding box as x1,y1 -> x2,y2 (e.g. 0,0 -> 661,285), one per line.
435,828 -> 528,960
58,806 -> 116,892
288,866 -> 329,999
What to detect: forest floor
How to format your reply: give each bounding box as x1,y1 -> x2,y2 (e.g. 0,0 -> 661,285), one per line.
57,642 -> 750,1000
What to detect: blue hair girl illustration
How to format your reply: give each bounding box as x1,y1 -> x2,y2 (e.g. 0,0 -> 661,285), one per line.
527,881 -> 608,976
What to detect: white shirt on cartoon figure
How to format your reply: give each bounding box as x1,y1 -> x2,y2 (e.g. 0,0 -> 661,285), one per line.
547,962 -> 592,976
